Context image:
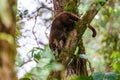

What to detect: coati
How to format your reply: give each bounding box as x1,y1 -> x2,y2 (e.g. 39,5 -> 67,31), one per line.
49,11 -> 96,54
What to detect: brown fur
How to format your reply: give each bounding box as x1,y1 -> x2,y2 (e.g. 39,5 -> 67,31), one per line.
49,11 -> 96,53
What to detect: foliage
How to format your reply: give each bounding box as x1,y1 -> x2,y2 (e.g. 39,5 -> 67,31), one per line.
94,0 -> 120,73
65,72 -> 119,80
98,33 -> 120,72
63,0 -> 80,13
17,0 -> 120,79
20,45 -> 63,80
19,46 -> 120,80
92,72 -> 119,80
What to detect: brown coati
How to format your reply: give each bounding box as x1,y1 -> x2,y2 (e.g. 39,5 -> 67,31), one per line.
49,11 -> 96,54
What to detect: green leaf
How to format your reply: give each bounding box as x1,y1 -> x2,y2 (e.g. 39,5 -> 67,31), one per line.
74,46 -> 79,55
95,0 -> 106,2
24,10 -> 28,15
37,58 -> 51,68
105,72 -> 117,80
34,53 -> 41,61
77,76 -> 93,80
92,72 -> 105,80
31,47 -> 35,57
50,62 -> 63,71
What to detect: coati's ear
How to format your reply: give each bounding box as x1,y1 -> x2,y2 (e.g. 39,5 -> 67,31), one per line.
56,11 -> 80,21
66,12 -> 80,21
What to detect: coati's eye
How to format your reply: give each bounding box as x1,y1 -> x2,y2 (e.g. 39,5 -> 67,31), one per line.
52,44 -> 56,51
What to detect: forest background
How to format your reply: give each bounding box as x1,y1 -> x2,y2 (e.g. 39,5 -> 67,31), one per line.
0,0 -> 120,80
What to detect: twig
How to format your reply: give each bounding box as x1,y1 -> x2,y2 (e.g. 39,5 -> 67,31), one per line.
20,58 -> 33,67
32,15 -> 38,45
19,3 -> 53,21
32,14 -> 45,47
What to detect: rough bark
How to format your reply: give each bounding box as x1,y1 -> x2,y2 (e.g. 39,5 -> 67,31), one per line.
49,0 -> 108,79
0,0 -> 17,80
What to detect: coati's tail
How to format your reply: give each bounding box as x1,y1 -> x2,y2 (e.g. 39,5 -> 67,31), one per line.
88,25 -> 97,37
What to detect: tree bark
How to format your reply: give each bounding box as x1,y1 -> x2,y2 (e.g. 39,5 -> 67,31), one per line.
0,0 -> 17,80
49,0 -> 108,79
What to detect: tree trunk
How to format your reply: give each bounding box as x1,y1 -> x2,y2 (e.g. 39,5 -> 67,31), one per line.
51,0 -> 88,79
0,0 -> 17,80
49,0 -> 108,79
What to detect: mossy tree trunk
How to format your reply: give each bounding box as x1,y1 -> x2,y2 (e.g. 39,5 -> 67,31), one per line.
49,0 -> 108,79
0,0 -> 17,80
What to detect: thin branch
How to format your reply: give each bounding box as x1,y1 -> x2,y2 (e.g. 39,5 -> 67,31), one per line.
20,58 -> 33,67
30,3 -> 53,16
32,15 -> 38,45
32,14 -> 45,46
19,3 -> 53,21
